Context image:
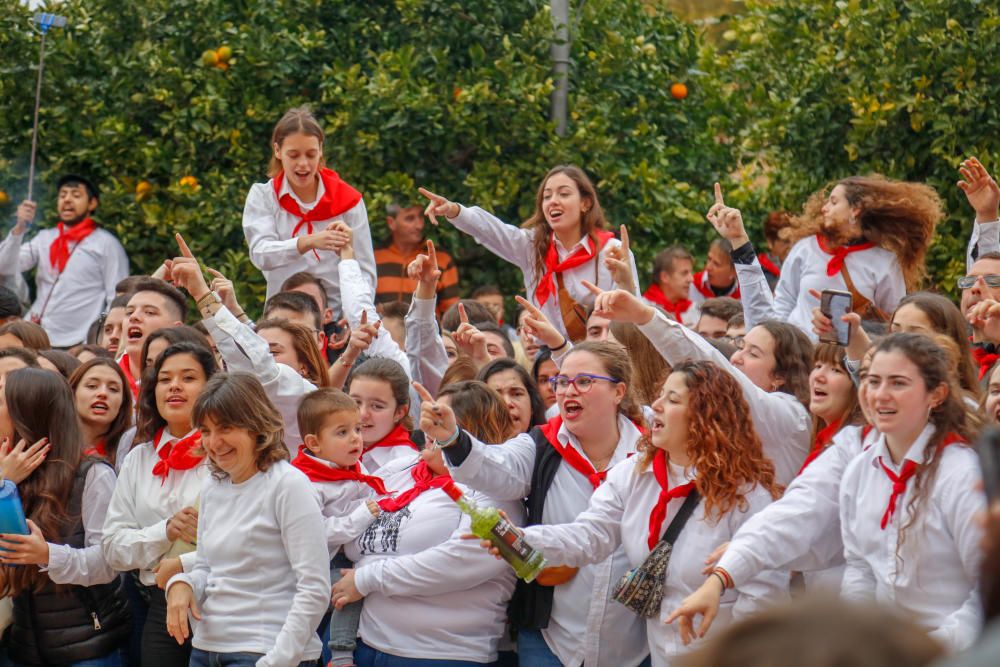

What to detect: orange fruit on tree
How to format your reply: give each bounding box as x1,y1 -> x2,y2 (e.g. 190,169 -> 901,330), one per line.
216,46 -> 232,62
201,50 -> 219,67
0,191 -> 9,206
179,176 -> 199,189
670,82 -> 688,100
216,61 -> 229,71
136,180 -> 153,200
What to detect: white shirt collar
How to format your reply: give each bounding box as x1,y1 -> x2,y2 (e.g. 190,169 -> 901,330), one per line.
870,422 -> 935,471
553,233 -> 594,259
556,413 -> 643,463
277,173 -> 325,209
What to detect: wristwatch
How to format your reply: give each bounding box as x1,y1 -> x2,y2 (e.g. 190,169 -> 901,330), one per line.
197,291 -> 222,309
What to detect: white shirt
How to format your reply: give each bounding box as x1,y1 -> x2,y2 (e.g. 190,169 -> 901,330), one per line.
450,205 -> 639,340
242,178 -> 377,316
101,430 -> 209,585
524,456 -> 787,667
360,445 -> 416,476
718,424 -> 876,590
201,305 -> 315,452
405,296 -> 450,399
299,451 -> 382,553
445,415 -> 648,667
968,219 -> 1000,271
637,310 -> 811,485
0,226 -> 128,346
736,235 -> 905,341
347,456 -> 515,664
839,424 -> 984,652
168,461 -> 330,667
41,463 -> 118,586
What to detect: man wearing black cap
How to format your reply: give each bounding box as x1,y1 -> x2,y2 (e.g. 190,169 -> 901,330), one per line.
0,175 -> 128,347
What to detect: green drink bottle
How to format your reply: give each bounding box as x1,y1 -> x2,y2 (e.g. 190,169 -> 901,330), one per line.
442,480 -> 547,582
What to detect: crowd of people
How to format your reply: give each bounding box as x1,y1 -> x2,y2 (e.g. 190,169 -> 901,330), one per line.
0,104 -> 997,667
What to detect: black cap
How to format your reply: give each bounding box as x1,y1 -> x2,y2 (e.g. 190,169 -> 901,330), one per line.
56,174 -> 100,201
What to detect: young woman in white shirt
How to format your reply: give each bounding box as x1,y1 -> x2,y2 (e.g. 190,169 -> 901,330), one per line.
101,342 -> 218,667
242,106 -> 376,309
69,358 -> 136,471
0,368 -> 129,667
419,166 -> 637,342
439,341 -> 651,667
707,179 -> 941,339
475,360 -> 786,666
165,373 -> 330,667
348,358 -> 419,475
584,285 -> 813,485
839,332 -> 984,652
476,358 -> 548,434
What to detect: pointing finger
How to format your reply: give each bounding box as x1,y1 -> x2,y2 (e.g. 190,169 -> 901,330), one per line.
417,187 -> 442,203
411,381 -> 435,403
175,233 -> 195,259
714,182 -> 724,207
619,225 -> 630,256
360,310 -> 367,325
582,280 -> 603,296
514,295 -> 542,316
458,302 -> 469,324
427,239 -> 439,270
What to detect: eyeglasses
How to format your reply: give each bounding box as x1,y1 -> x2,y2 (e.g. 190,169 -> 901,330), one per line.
722,335 -> 745,347
549,373 -> 621,393
957,274 -> 1000,289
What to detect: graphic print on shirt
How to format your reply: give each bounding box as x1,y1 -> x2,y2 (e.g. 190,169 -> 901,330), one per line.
358,507 -> 412,554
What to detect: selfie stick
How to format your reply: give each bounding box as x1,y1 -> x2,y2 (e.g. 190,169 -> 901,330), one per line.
27,12 -> 68,201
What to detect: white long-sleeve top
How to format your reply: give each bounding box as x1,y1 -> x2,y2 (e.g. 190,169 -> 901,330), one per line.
968,219 -> 1000,271
101,430 -> 208,586
717,424 -> 876,590
839,424 -> 984,652
736,235 -> 904,341
201,305 -> 315,452
39,463 -> 118,586
444,415 -> 648,667
168,461 -> 330,667
404,295 -> 450,400
0,227 -> 128,346
300,452 -> 382,554
347,456 -> 515,664
449,205 -> 639,340
524,455 -> 787,667
338,258 -> 412,378
242,178 -> 376,315
637,311 -> 811,485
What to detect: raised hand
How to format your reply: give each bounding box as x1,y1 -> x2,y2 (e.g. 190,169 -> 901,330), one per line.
583,282 -> 656,325
604,225 -> 637,293
418,187 -> 460,226
408,240 -> 442,300
205,268 -> 241,314
329,220 -> 354,259
514,295 -> 566,350
305,224 -> 351,254
967,298 -> 1000,328
343,311 -> 381,363
14,200 -> 36,234
807,288 -> 868,359
706,183 -> 750,247
171,233 -> 212,302
0,436 -> 49,484
958,157 -> 1000,223
452,303 -> 491,367
413,381 -> 458,442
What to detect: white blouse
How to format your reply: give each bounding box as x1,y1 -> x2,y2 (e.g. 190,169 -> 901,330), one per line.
242,177 -> 376,315
839,424 -> 984,652
449,205 -> 638,340
524,455 -> 787,667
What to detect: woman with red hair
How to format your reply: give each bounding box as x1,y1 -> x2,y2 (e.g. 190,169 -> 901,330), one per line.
474,360 -> 786,666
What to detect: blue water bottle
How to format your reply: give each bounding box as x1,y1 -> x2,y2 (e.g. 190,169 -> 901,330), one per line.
0,480 -> 29,538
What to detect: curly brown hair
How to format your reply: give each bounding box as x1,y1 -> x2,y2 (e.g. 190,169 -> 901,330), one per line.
523,166 -> 609,286
639,360 -> 782,520
787,175 -> 942,290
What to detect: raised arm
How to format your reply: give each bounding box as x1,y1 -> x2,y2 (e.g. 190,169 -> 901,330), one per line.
0,201 -> 41,276
959,157 -> 1000,271
404,242 -> 450,397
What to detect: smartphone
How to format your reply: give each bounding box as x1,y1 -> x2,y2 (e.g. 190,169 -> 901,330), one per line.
977,427 -> 1000,504
819,289 -> 853,346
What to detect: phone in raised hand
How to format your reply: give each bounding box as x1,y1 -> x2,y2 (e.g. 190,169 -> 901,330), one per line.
819,289 -> 853,346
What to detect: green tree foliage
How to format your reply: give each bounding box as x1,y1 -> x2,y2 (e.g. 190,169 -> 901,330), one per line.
0,0 -> 727,316
709,0 -> 1000,294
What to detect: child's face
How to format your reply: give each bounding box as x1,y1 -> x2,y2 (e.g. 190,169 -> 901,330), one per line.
306,410 -> 364,468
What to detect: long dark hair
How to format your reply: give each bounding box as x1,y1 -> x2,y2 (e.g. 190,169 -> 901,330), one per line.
755,321 -> 813,407
0,369 -> 85,596
137,342 -> 218,442
69,358 -> 134,467
890,292 -> 978,396
476,358 -> 547,430
139,326 -> 213,375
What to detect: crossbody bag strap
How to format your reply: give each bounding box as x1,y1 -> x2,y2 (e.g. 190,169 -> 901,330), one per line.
659,489 -> 701,546
839,263 -> 889,323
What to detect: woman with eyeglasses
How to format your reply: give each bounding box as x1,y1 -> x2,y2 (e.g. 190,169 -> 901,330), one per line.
439,340 -> 651,667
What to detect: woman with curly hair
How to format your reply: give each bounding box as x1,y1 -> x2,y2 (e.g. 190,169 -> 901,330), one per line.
707,178 -> 943,339
474,360 -> 786,666
418,166 -> 637,342
165,373 -> 329,667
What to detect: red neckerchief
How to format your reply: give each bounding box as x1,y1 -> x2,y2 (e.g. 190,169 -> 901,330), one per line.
877,432 -> 964,529
815,234 -> 877,277
362,424 -> 419,460
797,418 -> 842,475
376,460 -> 451,512
118,355 -> 139,402
692,270 -> 740,300
539,415 -> 611,489
535,231 -> 615,307
272,168 -> 362,259
647,449 -> 696,549
49,218 -> 97,273
642,284 -> 692,323
972,346 -> 1000,381
291,445 -> 389,495
84,439 -> 107,458
151,428 -> 203,484
757,252 -> 781,278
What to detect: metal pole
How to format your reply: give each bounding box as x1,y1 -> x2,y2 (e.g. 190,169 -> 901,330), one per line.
27,30 -> 46,201
550,0 -> 570,137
